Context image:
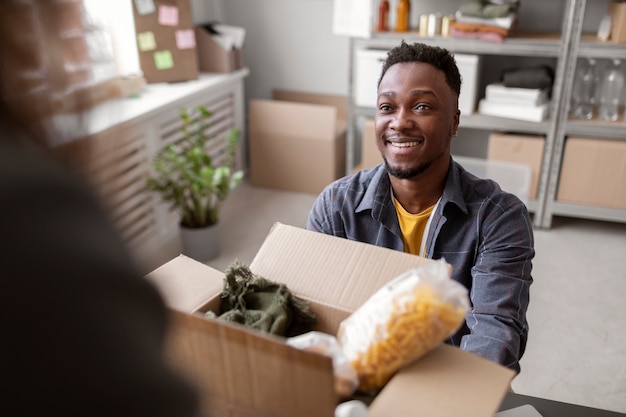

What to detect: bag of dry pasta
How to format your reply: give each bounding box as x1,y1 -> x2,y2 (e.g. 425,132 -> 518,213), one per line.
337,259 -> 469,393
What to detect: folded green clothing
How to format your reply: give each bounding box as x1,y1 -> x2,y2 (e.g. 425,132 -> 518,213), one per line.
459,0 -> 520,19
205,259 -> 318,337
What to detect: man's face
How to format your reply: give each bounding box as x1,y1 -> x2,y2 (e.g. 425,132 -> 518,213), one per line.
374,62 -> 460,179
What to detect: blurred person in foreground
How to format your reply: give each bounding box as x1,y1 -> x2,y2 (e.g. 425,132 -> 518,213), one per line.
306,41 -> 534,374
0,2 -> 200,415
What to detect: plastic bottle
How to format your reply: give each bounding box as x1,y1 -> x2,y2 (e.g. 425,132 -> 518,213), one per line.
571,58 -> 596,120
395,0 -> 410,32
377,0 -> 390,31
598,58 -> 625,122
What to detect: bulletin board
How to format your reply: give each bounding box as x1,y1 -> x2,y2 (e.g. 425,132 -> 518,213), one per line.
132,0 -> 199,84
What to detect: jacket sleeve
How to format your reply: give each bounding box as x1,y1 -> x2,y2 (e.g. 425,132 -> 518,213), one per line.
460,197 -> 534,374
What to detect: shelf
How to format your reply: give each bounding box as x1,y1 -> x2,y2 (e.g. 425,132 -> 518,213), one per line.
348,0 -> 626,229
577,34 -> 626,59
460,113 -> 552,134
551,202 -> 626,224
359,31 -> 563,57
564,118 -> 626,139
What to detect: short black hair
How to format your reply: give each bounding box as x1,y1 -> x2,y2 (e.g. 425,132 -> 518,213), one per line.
378,40 -> 462,97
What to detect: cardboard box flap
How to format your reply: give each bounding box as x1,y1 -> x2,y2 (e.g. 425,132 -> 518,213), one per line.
249,223 -> 435,315
146,255 -> 224,313
273,90 -> 348,122
249,99 -> 337,141
370,344 -> 515,417
166,310 -> 338,417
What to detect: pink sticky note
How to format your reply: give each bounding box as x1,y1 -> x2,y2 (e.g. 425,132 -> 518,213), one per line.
158,5 -> 178,26
175,29 -> 196,50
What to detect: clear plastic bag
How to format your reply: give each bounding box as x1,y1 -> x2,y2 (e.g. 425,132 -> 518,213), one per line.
337,259 -> 469,392
286,331 -> 359,399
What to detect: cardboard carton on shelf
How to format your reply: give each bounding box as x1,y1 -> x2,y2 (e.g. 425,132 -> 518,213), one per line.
487,132 -> 545,200
248,91 -> 347,194
557,137 -> 626,209
146,222 -> 515,417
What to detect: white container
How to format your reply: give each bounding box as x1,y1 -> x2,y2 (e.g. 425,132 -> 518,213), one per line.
354,49 -> 482,116
354,48 -> 387,107
455,53 -> 482,116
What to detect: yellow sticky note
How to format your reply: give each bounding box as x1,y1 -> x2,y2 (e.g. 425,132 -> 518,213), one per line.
137,31 -> 156,51
154,50 -> 174,70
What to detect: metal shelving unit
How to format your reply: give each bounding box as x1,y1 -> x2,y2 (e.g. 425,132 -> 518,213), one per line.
346,0 -> 626,228
540,0 -> 626,227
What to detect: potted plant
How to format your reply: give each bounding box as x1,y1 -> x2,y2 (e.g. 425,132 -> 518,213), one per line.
146,104 -> 244,261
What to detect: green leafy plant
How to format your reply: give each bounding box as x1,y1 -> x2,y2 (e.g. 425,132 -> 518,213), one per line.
146,104 -> 244,228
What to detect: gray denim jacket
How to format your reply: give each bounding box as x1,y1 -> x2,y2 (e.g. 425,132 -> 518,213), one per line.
306,158 -> 534,373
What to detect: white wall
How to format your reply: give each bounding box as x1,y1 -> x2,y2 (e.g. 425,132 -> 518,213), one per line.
192,0 -> 350,100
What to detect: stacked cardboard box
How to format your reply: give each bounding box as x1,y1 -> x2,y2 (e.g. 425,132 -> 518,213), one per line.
146,223 -> 514,417
248,91 -> 347,194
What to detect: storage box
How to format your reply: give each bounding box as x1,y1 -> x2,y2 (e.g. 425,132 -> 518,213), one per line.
456,53 -> 482,116
353,48 -> 481,115
609,1 -> 626,43
146,223 -> 515,417
354,49 -> 386,108
487,132 -> 545,200
248,91 -> 347,194
195,25 -> 244,73
557,137 -> 626,209
355,118 -> 383,171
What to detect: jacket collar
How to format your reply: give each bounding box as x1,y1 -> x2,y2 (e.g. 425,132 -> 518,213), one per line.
356,158 -> 470,216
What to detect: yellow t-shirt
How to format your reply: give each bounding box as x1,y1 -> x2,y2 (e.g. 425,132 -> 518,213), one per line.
393,197 -> 436,256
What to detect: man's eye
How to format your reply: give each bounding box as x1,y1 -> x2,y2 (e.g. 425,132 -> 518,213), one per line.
415,104 -> 431,111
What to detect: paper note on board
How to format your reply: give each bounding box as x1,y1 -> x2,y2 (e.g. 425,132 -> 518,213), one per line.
154,50 -> 174,70
176,29 -> 196,50
158,5 -> 179,26
134,0 -> 156,15
137,31 -> 157,51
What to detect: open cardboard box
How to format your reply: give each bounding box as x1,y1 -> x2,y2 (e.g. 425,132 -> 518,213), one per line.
248,91 -> 347,194
146,223 -> 514,417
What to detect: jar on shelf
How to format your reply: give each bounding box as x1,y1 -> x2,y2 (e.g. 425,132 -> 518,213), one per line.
395,0 -> 410,32
377,0 -> 390,32
598,58 -> 625,122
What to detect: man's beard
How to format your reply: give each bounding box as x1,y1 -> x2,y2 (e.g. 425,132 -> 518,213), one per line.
383,148 -> 447,179
384,159 -> 431,179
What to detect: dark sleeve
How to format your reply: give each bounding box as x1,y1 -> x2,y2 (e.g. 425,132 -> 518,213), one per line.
0,143 -> 200,417
460,197 -> 534,374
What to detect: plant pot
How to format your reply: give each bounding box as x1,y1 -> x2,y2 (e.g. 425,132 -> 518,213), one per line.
179,223 -> 220,262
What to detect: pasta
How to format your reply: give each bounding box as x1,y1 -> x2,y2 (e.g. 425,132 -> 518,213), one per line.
353,283 -> 465,391
338,261 -> 469,393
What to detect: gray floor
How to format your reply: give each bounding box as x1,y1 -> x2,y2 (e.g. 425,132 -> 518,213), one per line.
150,181 -> 626,414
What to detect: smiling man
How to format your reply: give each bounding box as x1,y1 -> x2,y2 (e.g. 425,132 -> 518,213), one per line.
306,41 -> 534,374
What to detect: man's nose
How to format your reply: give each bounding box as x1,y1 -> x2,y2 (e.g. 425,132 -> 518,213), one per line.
390,108 -> 415,130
